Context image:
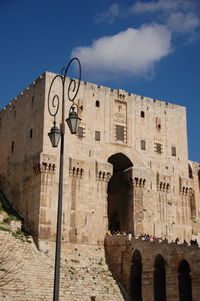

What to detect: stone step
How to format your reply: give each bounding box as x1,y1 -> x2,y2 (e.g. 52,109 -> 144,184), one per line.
0,231 -> 124,301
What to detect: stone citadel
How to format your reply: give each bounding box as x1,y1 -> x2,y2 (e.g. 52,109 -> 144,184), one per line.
0,72 -> 200,300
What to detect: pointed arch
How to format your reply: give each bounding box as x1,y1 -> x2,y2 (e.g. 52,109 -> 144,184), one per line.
130,250 -> 142,301
154,254 -> 166,301
107,153 -> 133,233
108,152 -> 133,173
188,164 -> 193,179
178,259 -> 192,301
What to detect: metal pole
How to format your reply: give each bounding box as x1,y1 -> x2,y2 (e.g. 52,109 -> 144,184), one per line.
53,77 -> 65,301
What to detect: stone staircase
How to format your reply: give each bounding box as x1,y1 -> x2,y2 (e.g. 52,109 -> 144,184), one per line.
0,230 -> 125,301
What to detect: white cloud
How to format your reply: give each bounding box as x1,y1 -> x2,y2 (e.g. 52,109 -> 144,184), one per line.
71,24 -> 172,79
167,12 -> 200,34
131,0 -> 179,14
95,3 -> 120,23
130,0 -> 200,36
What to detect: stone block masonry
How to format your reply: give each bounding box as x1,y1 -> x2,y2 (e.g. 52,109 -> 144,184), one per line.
105,235 -> 200,301
0,230 -> 124,300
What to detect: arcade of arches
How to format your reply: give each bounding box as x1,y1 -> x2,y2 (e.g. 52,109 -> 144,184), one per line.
105,235 -> 200,301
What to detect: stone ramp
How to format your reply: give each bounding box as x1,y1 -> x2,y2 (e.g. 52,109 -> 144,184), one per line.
0,231 -> 124,301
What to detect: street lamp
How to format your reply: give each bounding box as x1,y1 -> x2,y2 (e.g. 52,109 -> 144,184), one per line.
47,57 -> 81,301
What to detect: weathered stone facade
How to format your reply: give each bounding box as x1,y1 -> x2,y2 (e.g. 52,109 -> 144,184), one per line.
0,72 -> 200,247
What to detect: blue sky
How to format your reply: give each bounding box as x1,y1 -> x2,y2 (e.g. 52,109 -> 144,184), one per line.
0,0 -> 200,162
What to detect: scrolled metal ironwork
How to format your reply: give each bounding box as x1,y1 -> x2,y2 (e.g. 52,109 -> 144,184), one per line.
48,57 -> 81,120
62,57 -> 81,103
48,74 -> 61,119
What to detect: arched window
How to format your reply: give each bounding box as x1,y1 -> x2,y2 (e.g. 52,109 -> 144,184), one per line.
178,260 -> 192,301
141,111 -> 145,118
95,100 -> 100,107
188,164 -> 193,179
154,254 -> 166,301
130,250 -> 142,301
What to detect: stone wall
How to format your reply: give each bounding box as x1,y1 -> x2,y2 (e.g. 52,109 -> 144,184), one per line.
105,235 -> 200,301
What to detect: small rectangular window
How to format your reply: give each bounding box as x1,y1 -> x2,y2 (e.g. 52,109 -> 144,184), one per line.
95,131 -> 100,141
154,143 -> 162,153
116,125 -> 125,142
141,140 -> 146,150
171,146 -> 176,156
77,127 -> 84,138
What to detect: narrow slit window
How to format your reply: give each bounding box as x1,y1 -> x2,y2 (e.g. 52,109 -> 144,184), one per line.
30,128 -> 33,139
95,131 -> 100,141
77,127 -> 84,138
11,141 -> 15,153
171,146 -> 176,156
141,140 -> 146,150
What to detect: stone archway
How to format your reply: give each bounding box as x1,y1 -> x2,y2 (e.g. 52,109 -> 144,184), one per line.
154,254 -> 166,301
178,259 -> 192,301
107,153 -> 133,233
130,250 -> 142,301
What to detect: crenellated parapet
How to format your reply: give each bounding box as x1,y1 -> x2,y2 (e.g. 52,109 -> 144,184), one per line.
69,157 -> 84,178
96,161 -> 112,182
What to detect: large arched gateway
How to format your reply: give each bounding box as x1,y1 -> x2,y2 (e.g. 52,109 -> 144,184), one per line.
107,153 -> 133,233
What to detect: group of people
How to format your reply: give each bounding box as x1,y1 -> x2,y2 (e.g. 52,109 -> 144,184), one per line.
135,234 -> 166,242
106,230 -> 199,246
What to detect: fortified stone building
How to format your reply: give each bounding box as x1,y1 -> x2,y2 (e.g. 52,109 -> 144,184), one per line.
0,72 -> 200,247
1,72 -> 200,300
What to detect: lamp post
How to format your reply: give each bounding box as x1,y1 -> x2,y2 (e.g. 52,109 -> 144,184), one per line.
47,58 -> 81,301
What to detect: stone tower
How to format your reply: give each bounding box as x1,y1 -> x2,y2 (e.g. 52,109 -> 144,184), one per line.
0,72 -> 199,246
